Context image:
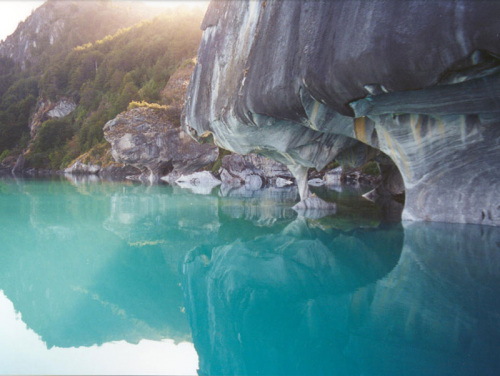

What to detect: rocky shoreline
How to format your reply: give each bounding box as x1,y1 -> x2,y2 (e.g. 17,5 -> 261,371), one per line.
0,149 -> 381,191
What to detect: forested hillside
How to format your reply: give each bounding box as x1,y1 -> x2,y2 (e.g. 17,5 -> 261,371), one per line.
0,1 -> 204,170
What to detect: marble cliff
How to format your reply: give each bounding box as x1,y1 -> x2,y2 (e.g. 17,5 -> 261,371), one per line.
183,0 -> 500,225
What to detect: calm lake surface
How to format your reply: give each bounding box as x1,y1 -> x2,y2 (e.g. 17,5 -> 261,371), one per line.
0,176 -> 499,375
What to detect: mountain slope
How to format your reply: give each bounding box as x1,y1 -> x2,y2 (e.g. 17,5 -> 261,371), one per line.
0,0 -> 157,71
0,1 -> 205,170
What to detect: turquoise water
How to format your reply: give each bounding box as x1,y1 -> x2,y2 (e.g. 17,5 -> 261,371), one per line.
0,177 -> 499,375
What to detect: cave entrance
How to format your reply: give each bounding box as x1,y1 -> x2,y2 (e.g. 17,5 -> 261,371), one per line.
367,153 -> 406,222
330,145 -> 405,223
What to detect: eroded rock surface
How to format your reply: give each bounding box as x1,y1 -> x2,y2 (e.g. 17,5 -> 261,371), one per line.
172,171 -> 221,195
184,0 -> 500,225
220,153 -> 293,188
104,107 -> 218,182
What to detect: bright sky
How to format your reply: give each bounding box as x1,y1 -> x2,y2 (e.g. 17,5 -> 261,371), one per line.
0,1 -> 209,42
0,1 -> 44,42
0,291 -> 198,374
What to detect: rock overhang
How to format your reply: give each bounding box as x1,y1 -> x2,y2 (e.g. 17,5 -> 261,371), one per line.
184,0 -> 500,225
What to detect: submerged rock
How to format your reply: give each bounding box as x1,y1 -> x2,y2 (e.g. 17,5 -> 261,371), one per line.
276,177 -> 293,188
171,171 -> 221,195
308,178 -> 325,187
184,0 -> 500,225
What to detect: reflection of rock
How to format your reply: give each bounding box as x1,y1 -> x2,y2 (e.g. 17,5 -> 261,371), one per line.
292,195 -> 337,218
350,222 -> 500,374
104,185 -> 220,247
182,221 -> 403,376
64,173 -> 102,185
307,178 -> 324,187
219,186 -> 299,226
182,219 -> 500,376
276,177 -> 293,188
0,181 -> 205,348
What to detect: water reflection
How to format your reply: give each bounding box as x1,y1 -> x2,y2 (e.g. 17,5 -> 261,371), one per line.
182,219 -> 404,376
0,179 -> 195,350
0,177 -> 499,375
182,218 -> 500,376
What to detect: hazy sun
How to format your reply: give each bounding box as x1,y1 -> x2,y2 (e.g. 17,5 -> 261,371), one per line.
0,1 -> 209,42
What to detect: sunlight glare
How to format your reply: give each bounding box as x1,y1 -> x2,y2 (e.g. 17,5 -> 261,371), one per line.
0,1 -> 44,42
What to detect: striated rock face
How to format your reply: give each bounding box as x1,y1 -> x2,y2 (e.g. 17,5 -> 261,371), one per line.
184,0 -> 500,225
104,107 -> 218,182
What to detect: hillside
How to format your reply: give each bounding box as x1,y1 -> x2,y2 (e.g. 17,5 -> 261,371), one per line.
0,0 -> 158,71
0,1 -> 205,170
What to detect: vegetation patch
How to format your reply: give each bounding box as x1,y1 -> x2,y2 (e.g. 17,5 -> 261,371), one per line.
0,5 -> 204,170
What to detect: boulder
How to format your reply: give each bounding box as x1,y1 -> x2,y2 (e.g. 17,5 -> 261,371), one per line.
324,167 -> 343,186
308,178 -> 324,187
103,107 -> 218,182
64,159 -> 100,175
220,153 -> 293,188
46,99 -> 76,118
244,175 -> 263,191
171,171 -> 221,195
276,177 -> 293,188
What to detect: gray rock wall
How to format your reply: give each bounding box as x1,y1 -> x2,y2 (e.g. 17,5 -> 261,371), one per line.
183,0 -> 500,225
104,107 -> 218,182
